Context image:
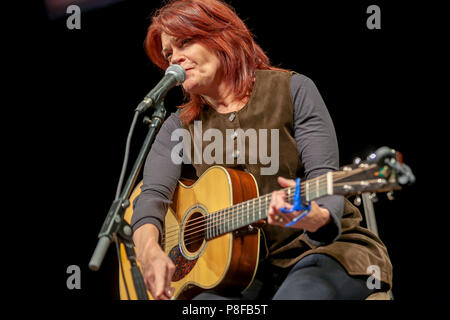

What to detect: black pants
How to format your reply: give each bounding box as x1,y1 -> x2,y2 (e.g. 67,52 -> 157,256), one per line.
193,254 -> 382,300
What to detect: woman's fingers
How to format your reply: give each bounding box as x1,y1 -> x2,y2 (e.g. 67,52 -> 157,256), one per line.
277,176 -> 296,188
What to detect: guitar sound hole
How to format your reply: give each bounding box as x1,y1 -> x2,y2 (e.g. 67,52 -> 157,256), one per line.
183,212 -> 205,253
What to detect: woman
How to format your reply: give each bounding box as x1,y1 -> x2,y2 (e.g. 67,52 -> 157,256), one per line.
131,0 -> 392,300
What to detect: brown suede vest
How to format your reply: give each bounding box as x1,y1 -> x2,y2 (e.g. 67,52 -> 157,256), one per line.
181,70 -> 392,288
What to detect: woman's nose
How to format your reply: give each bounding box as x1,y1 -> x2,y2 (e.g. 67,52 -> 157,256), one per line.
170,50 -> 186,65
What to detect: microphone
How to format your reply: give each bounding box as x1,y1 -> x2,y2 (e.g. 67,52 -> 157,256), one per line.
135,64 -> 186,114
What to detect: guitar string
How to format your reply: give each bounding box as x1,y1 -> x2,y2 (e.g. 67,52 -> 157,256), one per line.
168,187 -> 329,249
162,177 -> 330,246
167,177 -> 383,249
161,175 -> 328,241
178,176 -> 384,247
177,175 -> 387,247
166,181 -> 327,242
332,164 -> 378,181
163,195 -> 274,248
163,167 -> 378,249
164,172 -> 328,232
162,167 -> 380,248
163,182 -> 331,248
333,178 -> 386,186
162,174 -> 330,238
162,168 -> 370,244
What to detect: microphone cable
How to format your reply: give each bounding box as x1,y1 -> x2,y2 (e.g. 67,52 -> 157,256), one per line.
113,109 -> 142,300
115,110 -> 140,201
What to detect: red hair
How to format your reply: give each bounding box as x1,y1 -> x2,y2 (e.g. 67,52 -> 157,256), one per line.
145,0 -> 288,124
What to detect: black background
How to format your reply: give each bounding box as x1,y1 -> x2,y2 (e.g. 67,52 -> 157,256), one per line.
25,0 -> 447,305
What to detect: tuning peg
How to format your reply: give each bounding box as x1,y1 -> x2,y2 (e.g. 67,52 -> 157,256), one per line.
387,191 -> 395,201
369,193 -> 378,203
353,196 -> 361,206
353,157 -> 362,165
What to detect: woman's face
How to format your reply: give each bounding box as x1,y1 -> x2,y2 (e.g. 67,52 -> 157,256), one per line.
161,32 -> 222,96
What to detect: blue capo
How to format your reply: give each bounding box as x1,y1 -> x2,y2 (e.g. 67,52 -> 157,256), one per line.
280,178 -> 311,227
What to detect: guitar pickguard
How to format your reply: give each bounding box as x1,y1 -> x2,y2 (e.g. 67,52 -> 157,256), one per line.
168,245 -> 198,281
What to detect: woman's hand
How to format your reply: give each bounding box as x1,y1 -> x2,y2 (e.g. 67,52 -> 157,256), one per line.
267,177 -> 332,232
133,224 -> 176,300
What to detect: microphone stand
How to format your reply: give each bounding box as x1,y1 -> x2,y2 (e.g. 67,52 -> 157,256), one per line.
89,100 -> 167,300
361,193 -> 394,300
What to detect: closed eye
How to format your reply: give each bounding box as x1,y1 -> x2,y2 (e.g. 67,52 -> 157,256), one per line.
162,38 -> 193,61
180,38 -> 192,46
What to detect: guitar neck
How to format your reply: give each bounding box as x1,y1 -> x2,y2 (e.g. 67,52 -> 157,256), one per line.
205,172 -> 333,240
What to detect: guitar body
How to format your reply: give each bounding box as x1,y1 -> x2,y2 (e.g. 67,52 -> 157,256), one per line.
119,166 -> 261,300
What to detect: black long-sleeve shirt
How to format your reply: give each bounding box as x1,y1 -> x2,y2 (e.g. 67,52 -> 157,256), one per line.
131,73 -> 344,246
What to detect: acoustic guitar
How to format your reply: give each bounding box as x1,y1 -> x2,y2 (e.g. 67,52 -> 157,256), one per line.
118,147 -> 413,299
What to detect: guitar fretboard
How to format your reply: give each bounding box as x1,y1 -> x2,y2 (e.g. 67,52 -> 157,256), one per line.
205,172 -> 333,239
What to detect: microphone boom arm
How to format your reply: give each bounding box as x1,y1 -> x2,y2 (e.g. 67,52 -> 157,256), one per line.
89,101 -> 167,300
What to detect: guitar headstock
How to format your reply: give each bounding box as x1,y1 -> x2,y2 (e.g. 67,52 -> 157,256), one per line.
333,147 -> 415,197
